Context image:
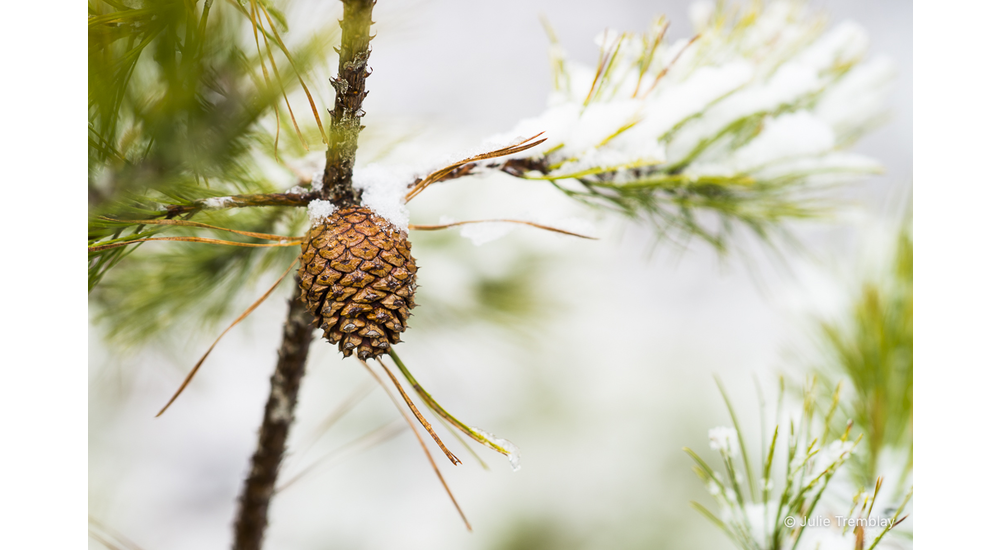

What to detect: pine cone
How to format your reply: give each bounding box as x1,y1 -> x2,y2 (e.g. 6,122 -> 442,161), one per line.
298,205 -> 417,359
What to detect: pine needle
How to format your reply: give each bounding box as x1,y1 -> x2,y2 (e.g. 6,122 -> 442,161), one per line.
584,30 -> 615,106
291,379 -> 377,462
640,34 -> 700,99
374,358 -> 461,466
386,348 -> 517,461
89,530 -> 130,550
436,414 -> 491,470
276,420 -> 406,493
88,516 -> 145,550
89,236 -> 302,253
97,217 -> 304,242
258,3 -> 327,144
155,257 -> 299,417
247,0 -> 282,158
405,133 -> 547,202
253,0 -> 307,152
410,219 -> 597,240
357,359 -> 472,531
632,18 -> 670,98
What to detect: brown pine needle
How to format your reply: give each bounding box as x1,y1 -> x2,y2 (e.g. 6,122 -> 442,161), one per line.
593,34 -> 626,103
89,530 -> 129,550
248,0 -> 268,83
411,219 -> 597,240
272,105 -> 282,158
254,0 -> 307,152
405,133 -> 547,202
247,0 -> 282,158
97,216 -> 304,242
374,358 -> 461,466
88,236 -> 303,253
632,19 -> 670,98
155,257 -> 299,417
386,347 -> 516,459
276,420 -> 406,493
584,31 -> 611,106
641,34 -> 700,100
258,5 -> 327,144
436,413 -> 491,471
88,517 -> 145,550
357,359 -> 472,531
293,379 -> 378,462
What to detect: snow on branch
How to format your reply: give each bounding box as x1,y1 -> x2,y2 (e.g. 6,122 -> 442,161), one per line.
489,0 -> 892,251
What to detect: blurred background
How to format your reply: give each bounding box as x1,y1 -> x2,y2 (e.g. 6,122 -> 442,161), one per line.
88,1 -> 912,548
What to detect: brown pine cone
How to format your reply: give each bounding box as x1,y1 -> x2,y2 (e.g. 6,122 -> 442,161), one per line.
298,205 -> 417,360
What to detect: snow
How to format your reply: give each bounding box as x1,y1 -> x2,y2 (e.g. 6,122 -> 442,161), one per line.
550,147 -> 662,178
459,222 -> 515,246
307,199 -> 335,223
565,101 -> 642,154
310,170 -> 324,192
352,164 -> 415,231
728,111 -> 837,172
708,426 -> 739,456
753,152 -> 882,182
743,502 -> 772,548
490,0 -> 886,191
201,196 -> 234,210
796,21 -> 870,70
638,62 -> 755,142
815,55 -> 894,133
812,439 -> 855,471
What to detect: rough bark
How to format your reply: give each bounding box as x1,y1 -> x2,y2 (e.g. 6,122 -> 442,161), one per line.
232,289 -> 315,550
322,0 -> 376,205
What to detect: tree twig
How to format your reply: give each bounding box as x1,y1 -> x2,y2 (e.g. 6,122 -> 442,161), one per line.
162,191 -> 319,218
322,0 -> 376,204
404,133 -> 547,202
144,153 -> 551,220
403,156 -> 552,192
232,286 -> 315,550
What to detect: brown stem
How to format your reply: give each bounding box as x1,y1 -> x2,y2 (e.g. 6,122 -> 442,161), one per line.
162,191 -> 319,218
150,153 -> 545,221
232,286 -> 315,550
231,3 -> 377,546
322,0 -> 376,205
404,157 -> 552,190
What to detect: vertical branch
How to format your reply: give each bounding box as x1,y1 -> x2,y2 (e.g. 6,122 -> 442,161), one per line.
322,0 -> 377,204
234,3 -> 377,547
233,287 -> 315,550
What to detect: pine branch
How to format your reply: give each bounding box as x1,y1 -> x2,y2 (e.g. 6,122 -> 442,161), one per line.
161,191 -> 319,218
321,0 -> 376,204
232,2 -> 377,548
232,287 -> 314,550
